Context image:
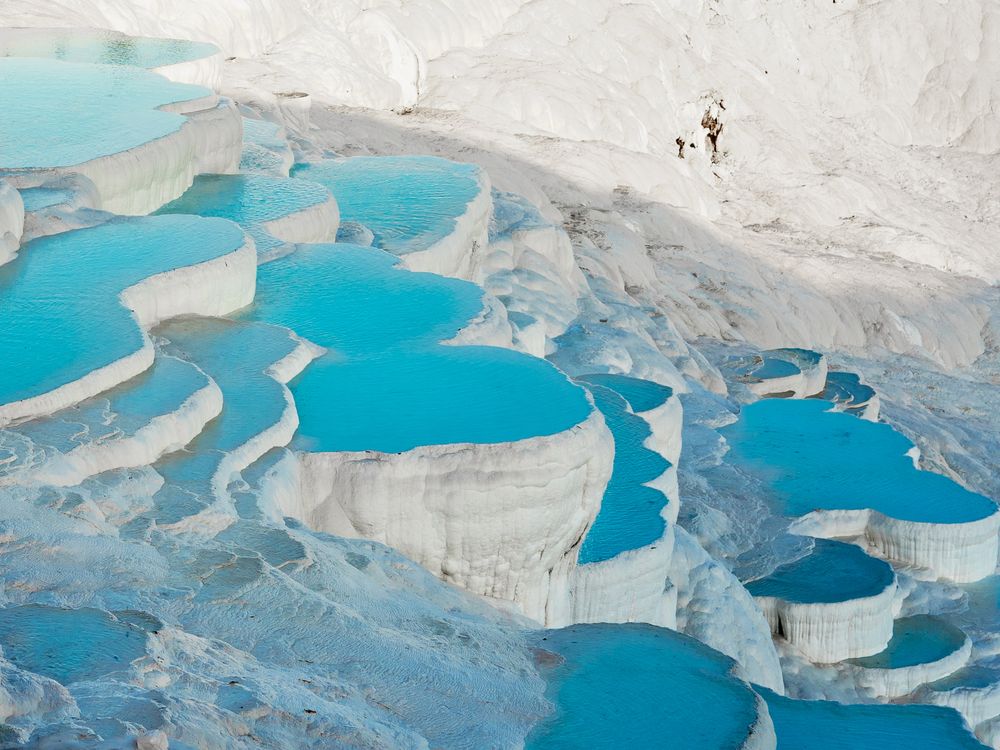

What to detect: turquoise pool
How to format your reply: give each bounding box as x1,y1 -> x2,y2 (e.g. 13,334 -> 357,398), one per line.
746,538 -> 894,604
0,216 -> 245,409
0,58 -> 210,170
526,624 -> 763,749
761,688 -> 987,749
850,615 -> 967,670
157,174 -> 332,255
251,243 -> 591,453
576,373 -> 673,413
291,156 -> 480,255
721,399 -> 997,524
576,381 -> 670,565
0,27 -> 217,69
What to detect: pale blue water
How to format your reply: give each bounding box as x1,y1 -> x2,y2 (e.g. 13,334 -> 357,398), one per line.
760,688 -> 988,749
768,347 -> 822,367
746,538 -> 894,603
240,118 -> 291,176
141,318 -> 303,527
959,575 -> 1000,634
489,190 -> 550,240
0,27 -> 217,69
156,174 -> 331,256
850,615 -> 967,669
721,399 -> 997,523
0,605 -> 148,685
291,156 -> 480,255
527,624 -> 762,749
577,373 -> 673,412
925,665 -> 1000,693
18,187 -> 73,211
3,355 -> 210,473
577,382 -> 670,565
0,216 -> 245,408
726,354 -> 800,383
0,58 -> 210,169
250,243 -> 590,453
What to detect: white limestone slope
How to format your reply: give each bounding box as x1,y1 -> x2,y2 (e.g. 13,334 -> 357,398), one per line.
0,180 -> 24,265
398,167 -> 493,279
753,580 -> 898,664
288,407 -> 613,624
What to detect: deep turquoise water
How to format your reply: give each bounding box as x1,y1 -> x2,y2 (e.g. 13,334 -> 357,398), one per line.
0,27 -> 216,69
0,605 -> 148,685
721,399 -> 997,524
850,615 -> 967,669
0,216 -> 246,408
577,382 -> 670,565
291,156 -> 480,255
0,58 -> 209,169
761,688 -> 987,749
746,538 -> 894,603
526,624 -> 762,749
251,243 -> 591,453
576,373 -> 673,413
157,174 -> 332,255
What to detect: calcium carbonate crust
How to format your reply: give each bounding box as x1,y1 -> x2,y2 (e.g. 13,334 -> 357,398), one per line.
753,575 -> 898,663
288,406 -> 613,624
0,180 -> 24,265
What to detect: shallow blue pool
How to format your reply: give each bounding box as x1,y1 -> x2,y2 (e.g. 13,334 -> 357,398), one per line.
761,688 -> 987,749
725,354 -> 800,383
0,605 -> 149,685
577,382 -> 670,565
721,399 -> 997,524
576,373 -> 673,413
0,27 -> 217,69
157,174 -> 332,255
0,58 -> 209,169
18,186 -> 74,211
140,318 -> 304,526
818,371 -> 877,415
291,156 -> 480,255
526,624 -> 763,749
850,615 -> 967,670
0,216 -> 246,409
4,354 -> 210,470
250,243 -> 591,453
746,538 -> 894,604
